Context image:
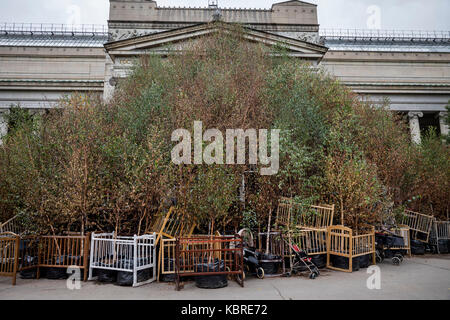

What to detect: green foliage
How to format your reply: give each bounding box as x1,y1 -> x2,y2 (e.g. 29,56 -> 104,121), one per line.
408,128 -> 450,219
0,24 -> 448,234
4,106 -> 37,136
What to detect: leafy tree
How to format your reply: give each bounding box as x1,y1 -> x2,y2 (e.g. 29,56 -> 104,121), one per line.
0,24 -> 448,234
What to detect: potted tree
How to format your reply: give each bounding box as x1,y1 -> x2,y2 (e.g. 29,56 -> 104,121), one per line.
182,165 -> 238,289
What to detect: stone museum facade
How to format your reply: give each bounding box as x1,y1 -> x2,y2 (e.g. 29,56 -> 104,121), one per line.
0,0 -> 449,143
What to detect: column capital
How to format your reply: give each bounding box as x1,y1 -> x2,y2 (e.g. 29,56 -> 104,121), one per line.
437,111 -> 448,118
408,111 -> 424,119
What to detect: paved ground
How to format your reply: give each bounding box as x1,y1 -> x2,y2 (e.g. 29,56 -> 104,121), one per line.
0,254 -> 449,300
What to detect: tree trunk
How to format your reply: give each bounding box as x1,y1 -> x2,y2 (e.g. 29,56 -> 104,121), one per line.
266,210 -> 272,255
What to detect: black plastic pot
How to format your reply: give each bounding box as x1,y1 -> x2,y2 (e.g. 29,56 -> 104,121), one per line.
160,273 -> 176,282
310,254 -> 327,269
330,255 -> 360,271
437,240 -> 449,254
116,259 -> 152,287
411,240 -> 425,255
97,263 -> 117,283
384,249 -> 395,259
359,254 -> 371,269
46,268 -> 68,280
195,275 -> 228,289
20,268 -> 37,279
160,258 -> 176,282
194,259 -> 228,289
387,235 -> 405,247
260,253 -> 281,275
45,255 -> 72,280
19,255 -> 39,279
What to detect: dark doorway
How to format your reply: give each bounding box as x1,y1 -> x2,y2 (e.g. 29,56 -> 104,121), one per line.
419,112 -> 441,136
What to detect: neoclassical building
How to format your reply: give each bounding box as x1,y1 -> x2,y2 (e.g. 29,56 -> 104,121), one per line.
0,0 -> 449,143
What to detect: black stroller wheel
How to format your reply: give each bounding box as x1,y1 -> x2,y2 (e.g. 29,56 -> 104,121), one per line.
257,267 -> 265,279
226,266 -> 232,280
244,264 -> 251,275
392,257 -> 401,266
237,272 -> 245,282
309,272 -> 318,280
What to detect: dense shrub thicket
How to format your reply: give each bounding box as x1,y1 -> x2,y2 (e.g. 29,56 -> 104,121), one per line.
0,24 -> 449,235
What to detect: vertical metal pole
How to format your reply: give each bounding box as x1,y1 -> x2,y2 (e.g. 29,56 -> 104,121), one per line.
435,221 -> 440,254
88,233 -> 95,281
83,233 -> 90,281
175,238 -> 180,291
133,235 -> 138,287
326,227 -> 331,269
240,235 -> 244,287
153,233 -> 156,283
37,236 -> 41,279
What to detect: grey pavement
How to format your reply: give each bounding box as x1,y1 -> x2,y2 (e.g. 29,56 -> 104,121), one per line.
0,254 -> 449,300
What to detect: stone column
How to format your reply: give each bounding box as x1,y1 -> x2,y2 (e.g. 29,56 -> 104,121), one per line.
0,109 -> 10,145
438,112 -> 449,137
103,54 -> 116,102
408,112 -> 423,144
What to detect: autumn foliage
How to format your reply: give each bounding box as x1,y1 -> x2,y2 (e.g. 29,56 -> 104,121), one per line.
0,24 -> 448,235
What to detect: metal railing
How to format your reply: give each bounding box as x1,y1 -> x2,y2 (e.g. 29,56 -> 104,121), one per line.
0,23 -> 108,36
320,28 -> 450,41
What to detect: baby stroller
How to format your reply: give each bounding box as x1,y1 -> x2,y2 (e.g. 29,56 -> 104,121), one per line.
239,228 -> 282,279
243,247 -> 266,279
284,241 -> 320,279
375,232 -> 405,266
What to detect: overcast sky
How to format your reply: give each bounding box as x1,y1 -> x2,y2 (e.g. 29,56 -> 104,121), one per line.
0,0 -> 449,31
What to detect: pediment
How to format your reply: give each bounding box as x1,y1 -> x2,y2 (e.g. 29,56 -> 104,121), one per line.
272,1 -> 317,7
104,22 -> 327,61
